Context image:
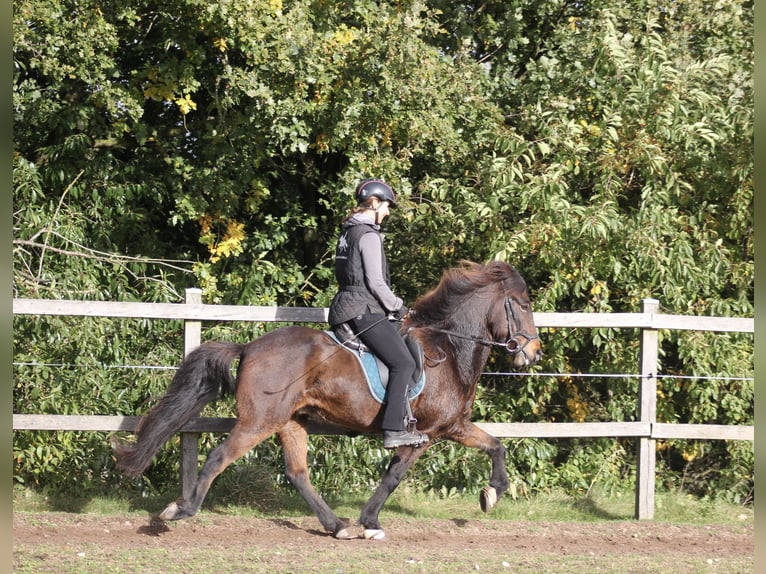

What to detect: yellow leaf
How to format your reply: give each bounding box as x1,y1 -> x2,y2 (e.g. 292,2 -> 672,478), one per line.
175,94 -> 197,115
209,220 -> 246,262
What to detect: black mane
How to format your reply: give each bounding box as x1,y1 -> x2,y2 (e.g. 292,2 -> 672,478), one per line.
411,260 -> 525,327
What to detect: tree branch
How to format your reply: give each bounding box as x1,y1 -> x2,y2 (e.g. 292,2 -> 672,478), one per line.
15,235 -> 195,275
37,170 -> 85,281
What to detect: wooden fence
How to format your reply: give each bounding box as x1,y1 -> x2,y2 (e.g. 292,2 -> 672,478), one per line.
12,290 -> 754,520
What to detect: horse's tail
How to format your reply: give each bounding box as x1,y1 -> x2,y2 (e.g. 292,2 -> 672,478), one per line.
112,341 -> 243,477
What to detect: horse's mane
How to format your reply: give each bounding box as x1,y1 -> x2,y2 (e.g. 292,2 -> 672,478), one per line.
410,260 -> 524,327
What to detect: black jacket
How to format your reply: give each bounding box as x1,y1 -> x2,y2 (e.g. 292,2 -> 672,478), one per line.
328,216 -> 402,326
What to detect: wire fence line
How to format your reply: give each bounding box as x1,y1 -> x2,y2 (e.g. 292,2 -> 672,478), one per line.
13,362 -> 178,371
13,361 -> 754,383
483,371 -> 753,382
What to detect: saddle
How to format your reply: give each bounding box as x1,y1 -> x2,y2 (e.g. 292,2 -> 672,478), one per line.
327,323 -> 426,404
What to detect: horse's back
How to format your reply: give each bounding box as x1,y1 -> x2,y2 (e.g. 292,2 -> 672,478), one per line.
237,325 -> 343,389
243,325 -> 332,353
235,324 -> 381,428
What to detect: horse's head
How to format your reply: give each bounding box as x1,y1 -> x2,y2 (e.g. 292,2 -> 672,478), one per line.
410,260 -> 542,368
489,265 -> 543,369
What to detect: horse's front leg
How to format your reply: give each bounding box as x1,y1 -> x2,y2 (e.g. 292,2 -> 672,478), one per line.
448,422 -> 509,513
359,443 -> 428,539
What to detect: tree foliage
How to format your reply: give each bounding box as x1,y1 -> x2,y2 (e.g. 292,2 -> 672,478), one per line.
13,0 -> 752,504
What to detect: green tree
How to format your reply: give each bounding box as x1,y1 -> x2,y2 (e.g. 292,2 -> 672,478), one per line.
464,0 -> 753,501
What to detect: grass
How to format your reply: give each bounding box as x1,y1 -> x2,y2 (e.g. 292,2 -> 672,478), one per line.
12,483 -> 753,526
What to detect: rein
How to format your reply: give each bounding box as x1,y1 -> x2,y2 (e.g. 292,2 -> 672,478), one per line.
411,289 -> 539,360
416,326 -> 507,350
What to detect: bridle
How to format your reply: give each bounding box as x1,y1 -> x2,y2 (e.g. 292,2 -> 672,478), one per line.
413,283 -> 539,362
500,292 -> 539,360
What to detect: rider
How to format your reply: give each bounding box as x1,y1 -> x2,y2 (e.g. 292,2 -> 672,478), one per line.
328,178 -> 429,449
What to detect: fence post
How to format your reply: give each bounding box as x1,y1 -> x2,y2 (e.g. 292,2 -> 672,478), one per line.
635,297 -> 659,519
181,288 -> 203,500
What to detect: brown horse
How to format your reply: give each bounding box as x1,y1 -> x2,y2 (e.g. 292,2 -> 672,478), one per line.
113,260 -> 542,540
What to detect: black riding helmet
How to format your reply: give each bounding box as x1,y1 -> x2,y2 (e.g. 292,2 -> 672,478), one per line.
355,178 -> 397,207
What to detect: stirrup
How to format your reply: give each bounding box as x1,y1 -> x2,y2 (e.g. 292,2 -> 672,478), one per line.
382,429 -> 430,449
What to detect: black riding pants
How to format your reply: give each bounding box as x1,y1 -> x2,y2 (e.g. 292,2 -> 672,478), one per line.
348,313 -> 417,431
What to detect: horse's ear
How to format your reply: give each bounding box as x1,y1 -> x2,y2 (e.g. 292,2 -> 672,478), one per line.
486,259 -> 512,276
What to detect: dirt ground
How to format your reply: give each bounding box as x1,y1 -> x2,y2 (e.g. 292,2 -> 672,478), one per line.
13,510 -> 754,573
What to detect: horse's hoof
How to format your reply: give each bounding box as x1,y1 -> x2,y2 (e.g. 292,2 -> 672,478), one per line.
480,486 -> 498,513
363,529 -> 386,541
159,501 -> 182,521
334,528 -> 355,540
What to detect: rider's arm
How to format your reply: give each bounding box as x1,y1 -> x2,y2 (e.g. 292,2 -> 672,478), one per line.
359,232 -> 403,313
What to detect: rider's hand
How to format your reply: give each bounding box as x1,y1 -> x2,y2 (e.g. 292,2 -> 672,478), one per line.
392,305 -> 409,320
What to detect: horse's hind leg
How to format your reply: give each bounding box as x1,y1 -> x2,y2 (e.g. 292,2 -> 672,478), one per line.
159,424 -> 274,521
278,420 -> 351,539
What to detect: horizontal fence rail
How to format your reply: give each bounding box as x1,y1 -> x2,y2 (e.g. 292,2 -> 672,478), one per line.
12,415 -> 753,441
12,298 -> 755,332
12,292 -> 754,520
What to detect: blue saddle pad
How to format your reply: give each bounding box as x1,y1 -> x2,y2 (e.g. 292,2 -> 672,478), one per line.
325,331 -> 425,404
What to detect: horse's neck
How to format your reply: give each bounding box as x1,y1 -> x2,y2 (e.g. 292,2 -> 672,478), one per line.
453,338 -> 491,387
437,299 -> 493,386
441,297 -> 489,338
